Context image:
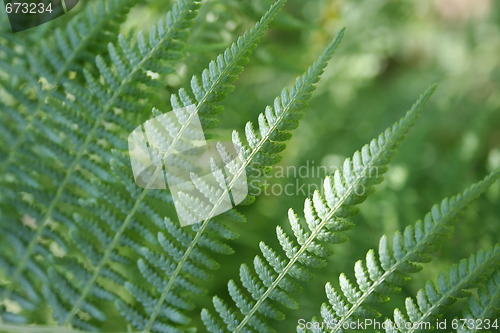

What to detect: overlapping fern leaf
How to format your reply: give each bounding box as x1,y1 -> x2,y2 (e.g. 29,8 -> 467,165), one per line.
301,170 -> 500,333
0,0 -> 138,172
383,245 -> 500,333
201,85 -> 437,332
0,0 -> 202,328
113,26 -> 345,333
457,271 -> 500,333
0,0 -> 139,323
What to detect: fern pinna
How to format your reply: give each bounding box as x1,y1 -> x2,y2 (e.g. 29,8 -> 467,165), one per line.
0,0 -> 143,324
2,0 -> 295,330
384,245 -> 500,333
301,170 -> 500,333
0,0 -> 202,327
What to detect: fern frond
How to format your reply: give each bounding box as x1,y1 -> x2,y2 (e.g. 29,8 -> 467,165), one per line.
383,245 -> 500,333
0,0 -> 202,328
303,170 -> 500,333
457,271 -> 500,333
202,85 -> 437,333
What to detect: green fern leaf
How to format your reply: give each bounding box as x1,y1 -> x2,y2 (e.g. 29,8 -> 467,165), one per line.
0,0 -> 202,328
302,170 -> 500,333
202,85 -> 437,333
106,1 -> 317,331
384,245 -> 500,333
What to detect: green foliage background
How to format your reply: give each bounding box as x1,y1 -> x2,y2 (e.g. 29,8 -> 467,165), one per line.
1,0 -> 499,331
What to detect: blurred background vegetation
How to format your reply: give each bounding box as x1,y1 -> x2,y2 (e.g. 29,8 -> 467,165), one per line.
3,0 -> 500,331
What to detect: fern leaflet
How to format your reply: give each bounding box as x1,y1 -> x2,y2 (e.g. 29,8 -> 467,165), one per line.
384,245 -> 500,333
38,0 -> 290,330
